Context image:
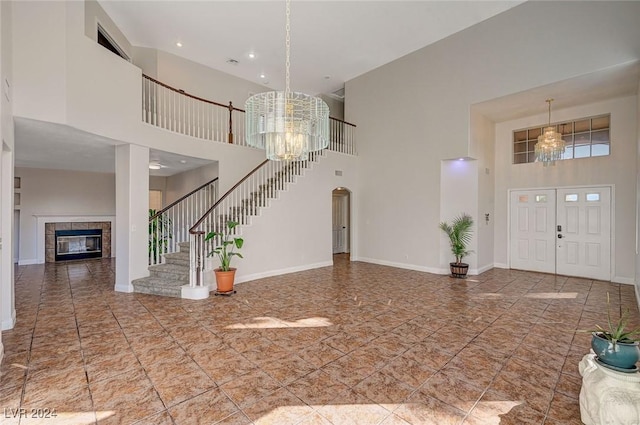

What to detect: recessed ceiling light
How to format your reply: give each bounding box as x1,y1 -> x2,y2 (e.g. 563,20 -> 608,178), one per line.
180,160 -> 187,164
176,42 -> 183,48
259,73 -> 266,79
248,52 -> 256,59
149,162 -> 162,170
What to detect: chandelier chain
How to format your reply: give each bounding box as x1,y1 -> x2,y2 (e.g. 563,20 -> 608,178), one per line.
285,0 -> 291,96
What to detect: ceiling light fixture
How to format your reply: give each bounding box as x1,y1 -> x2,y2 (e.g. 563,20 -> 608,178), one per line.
248,52 -> 256,59
176,41 -> 183,48
244,0 -> 329,161
535,99 -> 565,166
259,73 -> 266,79
149,162 -> 162,170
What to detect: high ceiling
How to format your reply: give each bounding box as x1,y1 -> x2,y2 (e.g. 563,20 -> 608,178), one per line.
98,0 -> 525,96
16,1 -> 638,175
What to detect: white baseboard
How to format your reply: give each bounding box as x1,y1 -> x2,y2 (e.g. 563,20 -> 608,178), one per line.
236,261 -> 333,284
493,263 -> 509,269
612,276 -> 635,285
356,257 -> 446,275
1,309 -> 16,330
18,258 -> 38,266
114,283 -> 134,293
471,264 -> 494,275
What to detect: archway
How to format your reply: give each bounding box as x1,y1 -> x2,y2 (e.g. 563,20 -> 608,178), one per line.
331,187 -> 351,259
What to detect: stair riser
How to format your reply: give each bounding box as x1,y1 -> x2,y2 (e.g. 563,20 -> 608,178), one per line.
149,270 -> 189,283
133,284 -> 181,298
164,258 -> 190,267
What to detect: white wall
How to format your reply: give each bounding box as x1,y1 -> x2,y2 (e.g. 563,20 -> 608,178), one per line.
165,162 -> 218,206
346,1 -> 640,273
494,96 -> 638,284
470,110 -> 496,273
155,50 -> 268,111
132,47 -> 158,79
12,1 -> 66,124
320,95 -> 345,121
232,151 -> 357,283
15,167 -> 115,264
0,0 -> 14,338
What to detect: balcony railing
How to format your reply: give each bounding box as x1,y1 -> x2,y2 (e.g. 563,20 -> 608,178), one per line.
142,74 -> 356,155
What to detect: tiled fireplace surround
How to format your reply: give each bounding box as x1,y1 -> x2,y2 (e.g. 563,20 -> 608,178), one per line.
44,221 -> 112,262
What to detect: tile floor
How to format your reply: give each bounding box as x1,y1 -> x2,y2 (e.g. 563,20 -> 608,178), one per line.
1,255 -> 639,425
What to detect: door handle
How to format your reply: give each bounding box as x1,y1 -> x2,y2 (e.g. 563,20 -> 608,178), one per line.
557,234 -> 563,239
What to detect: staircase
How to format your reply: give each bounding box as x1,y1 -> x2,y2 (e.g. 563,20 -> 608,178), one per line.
132,154 -> 321,297
132,242 -> 190,297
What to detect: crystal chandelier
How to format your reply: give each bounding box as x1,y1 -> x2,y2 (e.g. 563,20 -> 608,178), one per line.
535,98 -> 565,166
245,0 -> 329,161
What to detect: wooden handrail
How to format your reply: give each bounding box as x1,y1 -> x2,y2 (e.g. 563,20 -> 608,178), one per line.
143,74 -> 245,112
142,74 -> 356,127
149,177 -> 219,221
189,159 -> 269,234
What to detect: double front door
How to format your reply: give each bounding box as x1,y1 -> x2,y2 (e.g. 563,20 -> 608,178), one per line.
509,187 -> 611,280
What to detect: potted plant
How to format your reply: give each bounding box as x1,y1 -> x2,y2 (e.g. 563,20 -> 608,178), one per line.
588,293 -> 640,371
439,213 -> 473,278
149,209 -> 172,265
205,220 -> 244,294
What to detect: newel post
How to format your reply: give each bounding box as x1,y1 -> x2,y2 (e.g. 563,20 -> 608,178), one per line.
228,101 -> 234,144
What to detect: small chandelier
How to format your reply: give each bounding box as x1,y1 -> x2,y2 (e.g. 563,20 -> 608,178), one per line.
535,98 -> 565,166
245,0 -> 330,161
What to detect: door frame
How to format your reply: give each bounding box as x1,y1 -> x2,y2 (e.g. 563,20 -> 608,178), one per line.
507,184 -> 615,281
332,187 -> 351,256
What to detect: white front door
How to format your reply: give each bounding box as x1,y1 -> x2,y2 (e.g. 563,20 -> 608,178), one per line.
556,187 -> 611,280
509,189 -> 556,273
332,194 -> 348,254
509,187 -> 611,280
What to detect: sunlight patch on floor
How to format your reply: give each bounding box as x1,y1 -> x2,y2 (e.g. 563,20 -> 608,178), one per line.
253,400 -> 523,424
225,316 -> 333,329
475,293 -> 505,299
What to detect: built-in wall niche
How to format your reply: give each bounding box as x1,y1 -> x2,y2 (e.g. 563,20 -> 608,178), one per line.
14,176 -> 20,209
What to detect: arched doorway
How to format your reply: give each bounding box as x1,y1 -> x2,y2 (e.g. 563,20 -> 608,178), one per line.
332,187 -> 351,257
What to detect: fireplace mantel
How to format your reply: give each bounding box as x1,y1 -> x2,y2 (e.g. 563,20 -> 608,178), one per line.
34,215 -> 115,264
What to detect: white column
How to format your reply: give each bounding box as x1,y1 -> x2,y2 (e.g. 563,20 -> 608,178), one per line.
115,144 -> 149,292
1,146 -> 15,330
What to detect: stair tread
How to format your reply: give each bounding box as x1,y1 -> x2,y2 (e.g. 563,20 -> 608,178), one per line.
150,263 -> 190,272
132,276 -> 185,288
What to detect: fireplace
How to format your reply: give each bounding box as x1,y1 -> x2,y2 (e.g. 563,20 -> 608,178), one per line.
55,229 -> 103,261
45,220 -> 112,263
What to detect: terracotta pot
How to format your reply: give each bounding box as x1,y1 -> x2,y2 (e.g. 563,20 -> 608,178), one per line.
450,262 -> 469,278
214,268 -> 236,293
